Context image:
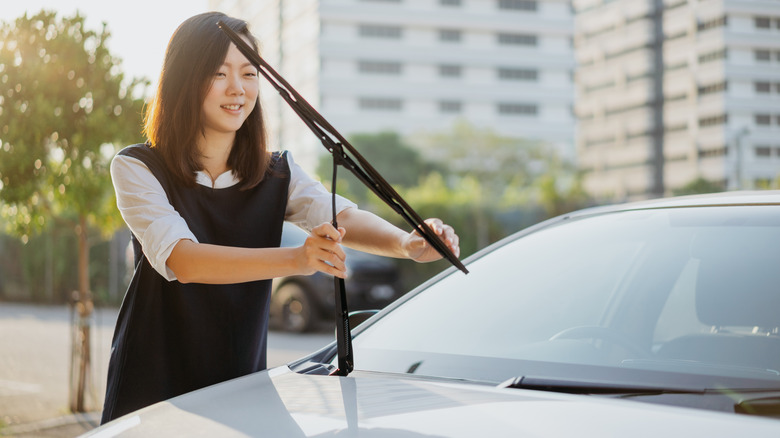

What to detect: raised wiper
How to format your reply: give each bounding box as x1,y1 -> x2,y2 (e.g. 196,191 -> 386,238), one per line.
500,376 -> 704,395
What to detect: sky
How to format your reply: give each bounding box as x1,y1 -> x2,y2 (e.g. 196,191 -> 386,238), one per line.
0,0 -> 211,84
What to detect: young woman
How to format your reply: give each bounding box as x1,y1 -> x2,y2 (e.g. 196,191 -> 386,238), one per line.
101,12 -> 460,423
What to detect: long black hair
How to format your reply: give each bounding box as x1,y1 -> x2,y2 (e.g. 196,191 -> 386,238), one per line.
143,12 -> 269,189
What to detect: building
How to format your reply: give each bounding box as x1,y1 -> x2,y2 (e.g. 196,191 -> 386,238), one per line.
210,0 -> 575,173
575,0 -> 780,201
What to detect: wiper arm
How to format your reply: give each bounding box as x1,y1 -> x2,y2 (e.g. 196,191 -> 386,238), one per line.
217,20 -> 468,378
500,376 -> 705,395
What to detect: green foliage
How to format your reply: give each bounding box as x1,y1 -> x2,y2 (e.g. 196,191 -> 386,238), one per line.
0,214 -> 126,304
0,10 -> 147,240
672,177 -> 725,196
321,124 -> 589,290
317,131 -> 437,205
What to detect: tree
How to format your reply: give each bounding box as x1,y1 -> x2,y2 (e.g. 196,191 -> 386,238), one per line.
0,11 -> 147,412
672,177 -> 725,196
414,121 -> 588,245
316,131 -> 437,206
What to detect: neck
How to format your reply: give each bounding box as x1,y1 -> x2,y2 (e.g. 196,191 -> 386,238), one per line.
197,132 -> 234,178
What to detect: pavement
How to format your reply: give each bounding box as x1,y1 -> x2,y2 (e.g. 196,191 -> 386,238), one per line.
0,303 -> 332,437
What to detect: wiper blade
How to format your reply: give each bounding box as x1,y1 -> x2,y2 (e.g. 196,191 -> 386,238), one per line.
500,376 -> 705,395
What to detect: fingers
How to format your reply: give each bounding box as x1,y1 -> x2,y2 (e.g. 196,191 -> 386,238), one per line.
304,223 -> 348,278
406,219 -> 461,262
424,218 -> 460,258
312,222 -> 345,243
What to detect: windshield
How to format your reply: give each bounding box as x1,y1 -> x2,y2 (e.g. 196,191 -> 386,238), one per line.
348,205 -> 780,390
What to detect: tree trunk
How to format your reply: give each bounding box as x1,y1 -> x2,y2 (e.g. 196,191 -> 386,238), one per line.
70,215 -> 93,413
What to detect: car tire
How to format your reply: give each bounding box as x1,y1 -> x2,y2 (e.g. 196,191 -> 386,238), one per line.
276,282 -> 314,333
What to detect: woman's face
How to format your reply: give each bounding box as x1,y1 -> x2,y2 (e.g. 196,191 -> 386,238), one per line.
200,38 -> 259,142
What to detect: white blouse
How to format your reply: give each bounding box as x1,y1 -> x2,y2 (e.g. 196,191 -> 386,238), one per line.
111,151 -> 356,281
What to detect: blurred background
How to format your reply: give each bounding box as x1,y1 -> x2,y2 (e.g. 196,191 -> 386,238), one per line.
1,0 -> 780,435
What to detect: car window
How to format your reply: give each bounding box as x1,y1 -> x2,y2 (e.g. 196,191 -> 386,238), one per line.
653,259 -> 709,345
348,206 -> 780,388
353,216 -> 645,358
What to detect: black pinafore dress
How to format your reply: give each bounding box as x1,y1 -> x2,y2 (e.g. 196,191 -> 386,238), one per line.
101,144 -> 290,423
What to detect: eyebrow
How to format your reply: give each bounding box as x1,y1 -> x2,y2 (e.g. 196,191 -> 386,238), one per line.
222,61 -> 256,69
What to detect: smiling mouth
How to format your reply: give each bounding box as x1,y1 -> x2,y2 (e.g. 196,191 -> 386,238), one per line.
221,104 -> 242,111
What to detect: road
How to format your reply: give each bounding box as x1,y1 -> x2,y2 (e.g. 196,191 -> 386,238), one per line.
0,303 -> 333,437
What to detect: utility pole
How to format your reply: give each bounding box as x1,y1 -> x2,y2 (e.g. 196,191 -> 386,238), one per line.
731,127 -> 749,190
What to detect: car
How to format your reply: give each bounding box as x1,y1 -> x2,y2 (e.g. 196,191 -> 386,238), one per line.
86,191 -> 780,437
270,223 -> 402,332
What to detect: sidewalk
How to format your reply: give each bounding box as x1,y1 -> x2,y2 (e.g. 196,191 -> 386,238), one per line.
0,303 -> 115,437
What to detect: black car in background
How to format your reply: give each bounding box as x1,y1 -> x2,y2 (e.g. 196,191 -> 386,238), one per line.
269,223 -> 402,332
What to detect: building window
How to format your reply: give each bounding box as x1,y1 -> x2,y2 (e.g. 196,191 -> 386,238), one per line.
755,82 -> 772,93
439,29 -> 462,42
359,24 -> 402,39
698,16 -> 727,31
698,81 -> 727,96
358,60 -> 402,75
497,102 -> 538,115
698,49 -> 727,64
440,0 -> 461,5
438,64 -> 462,78
497,67 -> 538,81
439,100 -> 462,113
359,97 -> 402,111
755,16 -> 772,29
755,114 -> 772,125
699,147 -> 728,158
498,32 -> 537,46
755,49 -> 771,62
699,114 -> 728,127
756,146 -> 772,157
499,0 -> 537,11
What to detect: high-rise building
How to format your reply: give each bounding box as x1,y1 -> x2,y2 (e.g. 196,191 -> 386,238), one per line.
210,0 -> 575,173
575,0 -> 780,201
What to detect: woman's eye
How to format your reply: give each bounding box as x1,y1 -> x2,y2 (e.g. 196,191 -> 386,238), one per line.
216,72 -> 226,78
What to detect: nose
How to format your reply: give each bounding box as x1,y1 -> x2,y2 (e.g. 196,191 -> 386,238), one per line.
227,73 -> 245,96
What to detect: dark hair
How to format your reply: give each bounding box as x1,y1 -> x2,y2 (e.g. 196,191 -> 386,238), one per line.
143,12 -> 269,189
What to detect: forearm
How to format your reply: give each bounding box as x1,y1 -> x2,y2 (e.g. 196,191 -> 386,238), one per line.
337,208 -> 410,259
167,239 -> 303,284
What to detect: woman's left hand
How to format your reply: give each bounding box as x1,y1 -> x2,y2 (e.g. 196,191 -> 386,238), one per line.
403,218 -> 460,263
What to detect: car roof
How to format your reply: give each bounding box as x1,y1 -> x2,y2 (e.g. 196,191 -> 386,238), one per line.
570,190 -> 780,219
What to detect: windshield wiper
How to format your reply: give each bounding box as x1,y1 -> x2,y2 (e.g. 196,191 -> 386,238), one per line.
217,21 -> 468,378
500,376 -> 705,395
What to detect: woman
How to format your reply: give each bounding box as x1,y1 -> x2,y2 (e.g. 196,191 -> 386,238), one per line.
101,12 -> 459,423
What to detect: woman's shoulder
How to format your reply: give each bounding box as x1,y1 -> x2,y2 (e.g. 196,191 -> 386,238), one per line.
117,142 -> 158,162
269,149 -> 291,173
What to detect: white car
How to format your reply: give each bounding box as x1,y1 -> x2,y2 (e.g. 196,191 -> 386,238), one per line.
87,191 -> 780,437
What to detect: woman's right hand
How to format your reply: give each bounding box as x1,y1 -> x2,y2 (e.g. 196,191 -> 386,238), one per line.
297,223 -> 347,278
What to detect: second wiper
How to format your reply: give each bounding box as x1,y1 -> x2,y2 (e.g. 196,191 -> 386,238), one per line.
500,375 -> 705,395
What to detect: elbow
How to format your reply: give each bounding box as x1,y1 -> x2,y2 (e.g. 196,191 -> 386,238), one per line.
166,239 -> 198,284
168,263 -> 199,284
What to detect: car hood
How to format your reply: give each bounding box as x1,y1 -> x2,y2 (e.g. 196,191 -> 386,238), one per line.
86,366 -> 780,437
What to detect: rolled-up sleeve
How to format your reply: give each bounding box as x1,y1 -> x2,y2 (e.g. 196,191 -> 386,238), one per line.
111,154 -> 198,281
284,152 -> 357,231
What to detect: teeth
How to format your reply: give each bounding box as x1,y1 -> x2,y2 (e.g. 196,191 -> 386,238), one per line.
222,104 -> 241,110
